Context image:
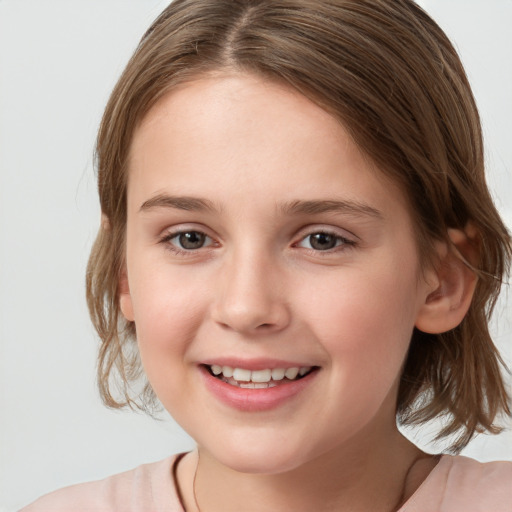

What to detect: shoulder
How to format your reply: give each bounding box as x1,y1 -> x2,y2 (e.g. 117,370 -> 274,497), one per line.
19,455 -> 185,512
402,454 -> 512,512
445,454 -> 512,492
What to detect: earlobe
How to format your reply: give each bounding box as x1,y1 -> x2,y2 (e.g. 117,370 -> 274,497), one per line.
415,227 -> 478,334
119,266 -> 135,322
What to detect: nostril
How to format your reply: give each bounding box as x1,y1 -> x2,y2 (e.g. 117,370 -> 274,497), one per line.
211,293 -> 291,334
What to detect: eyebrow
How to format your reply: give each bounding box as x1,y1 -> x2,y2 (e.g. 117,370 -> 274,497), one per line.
139,194 -> 383,220
139,194 -> 218,213
281,199 -> 383,219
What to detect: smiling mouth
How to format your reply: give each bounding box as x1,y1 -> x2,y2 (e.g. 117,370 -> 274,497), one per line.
204,364 -> 318,389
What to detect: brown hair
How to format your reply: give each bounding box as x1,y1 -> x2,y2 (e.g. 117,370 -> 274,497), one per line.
86,0 -> 511,452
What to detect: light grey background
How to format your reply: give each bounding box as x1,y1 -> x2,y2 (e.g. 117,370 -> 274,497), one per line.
0,1 -> 511,510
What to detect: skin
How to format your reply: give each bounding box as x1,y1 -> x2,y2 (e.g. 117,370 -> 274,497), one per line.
120,73 -> 472,511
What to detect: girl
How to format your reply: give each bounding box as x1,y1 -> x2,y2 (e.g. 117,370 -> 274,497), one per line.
21,0 -> 512,510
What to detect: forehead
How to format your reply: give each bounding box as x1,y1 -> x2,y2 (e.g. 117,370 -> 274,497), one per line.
131,73 -> 347,173
127,73 -> 411,226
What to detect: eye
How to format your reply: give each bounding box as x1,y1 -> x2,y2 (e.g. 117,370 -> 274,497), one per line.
163,230 -> 214,251
297,231 -> 354,251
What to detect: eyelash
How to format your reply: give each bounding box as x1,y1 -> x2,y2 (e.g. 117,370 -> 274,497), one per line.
158,228 -> 357,256
158,230 -> 216,256
294,231 -> 356,253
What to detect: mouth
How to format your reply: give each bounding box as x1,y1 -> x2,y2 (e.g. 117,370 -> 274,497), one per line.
203,364 -> 318,389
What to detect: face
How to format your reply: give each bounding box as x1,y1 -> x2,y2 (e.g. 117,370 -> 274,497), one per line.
122,74 -> 434,474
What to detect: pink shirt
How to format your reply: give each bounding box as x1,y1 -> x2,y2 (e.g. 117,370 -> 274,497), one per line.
20,454 -> 512,511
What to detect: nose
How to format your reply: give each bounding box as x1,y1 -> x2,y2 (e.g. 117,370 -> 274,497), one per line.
211,250 -> 291,335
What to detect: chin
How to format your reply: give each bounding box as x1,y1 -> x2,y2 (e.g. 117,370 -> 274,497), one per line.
204,438 -> 314,475
222,455 -> 305,475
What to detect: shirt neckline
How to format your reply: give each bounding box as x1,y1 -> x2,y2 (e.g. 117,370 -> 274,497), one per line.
170,452 -> 449,512
397,454 -> 449,511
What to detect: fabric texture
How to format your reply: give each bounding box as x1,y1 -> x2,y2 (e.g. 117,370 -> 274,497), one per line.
20,456 -> 184,512
20,454 -> 512,512
397,454 -> 512,512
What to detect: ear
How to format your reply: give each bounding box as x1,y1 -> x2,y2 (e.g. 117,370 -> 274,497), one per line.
415,226 -> 478,334
119,265 -> 135,322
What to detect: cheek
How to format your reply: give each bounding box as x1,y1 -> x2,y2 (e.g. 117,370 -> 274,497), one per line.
297,256 -> 420,373
128,265 -> 208,376
296,267 -> 419,433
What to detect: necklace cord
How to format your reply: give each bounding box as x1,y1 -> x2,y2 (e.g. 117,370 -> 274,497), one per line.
192,449 -> 201,512
188,449 -> 437,512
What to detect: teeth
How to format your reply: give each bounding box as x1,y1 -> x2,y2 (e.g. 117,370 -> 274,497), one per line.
239,382 -> 277,389
209,365 -> 312,383
222,366 -> 234,378
271,368 -> 286,381
232,368 -> 251,382
284,367 -> 299,379
251,369 -> 272,382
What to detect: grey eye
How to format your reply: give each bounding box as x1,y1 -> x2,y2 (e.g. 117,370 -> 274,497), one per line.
176,231 -> 207,250
297,231 -> 354,252
306,233 -> 338,250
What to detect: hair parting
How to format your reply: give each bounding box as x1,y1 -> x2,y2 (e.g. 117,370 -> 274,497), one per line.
86,0 -> 511,452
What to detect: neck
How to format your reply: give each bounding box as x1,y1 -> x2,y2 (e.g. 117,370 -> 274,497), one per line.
177,426 -> 434,512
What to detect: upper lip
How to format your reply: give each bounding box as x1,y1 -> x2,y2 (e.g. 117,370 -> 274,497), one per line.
200,358 -> 317,371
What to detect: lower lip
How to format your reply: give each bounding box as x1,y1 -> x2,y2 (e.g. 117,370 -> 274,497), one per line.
200,366 -> 319,412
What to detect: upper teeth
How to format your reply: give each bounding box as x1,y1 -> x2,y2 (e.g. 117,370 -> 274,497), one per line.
209,365 -> 311,382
